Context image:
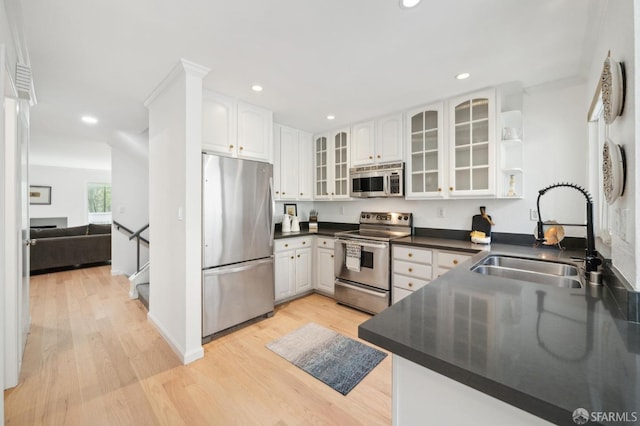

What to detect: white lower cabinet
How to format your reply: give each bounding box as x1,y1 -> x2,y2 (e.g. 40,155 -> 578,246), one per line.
274,237 -> 312,302
392,245 -> 433,304
315,237 -> 335,295
434,250 -> 473,278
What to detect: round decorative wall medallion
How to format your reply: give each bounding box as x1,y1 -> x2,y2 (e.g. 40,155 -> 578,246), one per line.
602,139 -> 625,204
601,57 -> 624,124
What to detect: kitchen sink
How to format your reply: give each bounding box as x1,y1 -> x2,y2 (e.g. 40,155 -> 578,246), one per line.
471,255 -> 584,289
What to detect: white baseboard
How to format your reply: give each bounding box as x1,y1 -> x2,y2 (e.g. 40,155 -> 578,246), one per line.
147,312 -> 203,365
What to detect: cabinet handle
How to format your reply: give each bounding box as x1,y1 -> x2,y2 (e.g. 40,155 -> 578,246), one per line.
408,253 -> 413,257
331,192 -> 334,196
325,193 -> 329,196
275,191 -> 280,194
282,192 -> 286,195
438,188 -> 442,192
300,192 -> 303,196
369,155 -> 373,159
377,155 -> 381,159
229,144 -> 234,149
239,146 -> 244,151
290,256 -> 294,259
331,255 -> 334,258
323,241 -> 326,245
285,243 -> 289,247
408,268 -> 413,272
453,259 -> 458,265
408,282 -> 413,288
297,254 -> 300,258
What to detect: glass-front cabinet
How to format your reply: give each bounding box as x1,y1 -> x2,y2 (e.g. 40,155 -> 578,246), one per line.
406,102 -> 444,199
333,130 -> 350,198
314,129 -> 350,199
448,89 -> 496,197
315,135 -> 329,199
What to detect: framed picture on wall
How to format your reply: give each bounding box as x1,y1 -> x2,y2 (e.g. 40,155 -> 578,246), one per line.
29,185 -> 52,205
284,203 -> 297,216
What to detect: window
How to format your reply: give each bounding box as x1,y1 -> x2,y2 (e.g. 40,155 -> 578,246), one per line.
87,183 -> 112,224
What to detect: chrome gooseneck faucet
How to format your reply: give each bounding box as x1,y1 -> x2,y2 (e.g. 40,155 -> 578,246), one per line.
536,182 -> 601,276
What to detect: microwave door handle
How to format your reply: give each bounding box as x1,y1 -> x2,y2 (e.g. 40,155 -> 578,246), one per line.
385,175 -> 389,195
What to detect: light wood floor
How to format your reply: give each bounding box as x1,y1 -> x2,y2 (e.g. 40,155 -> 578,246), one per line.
4,266 -> 391,425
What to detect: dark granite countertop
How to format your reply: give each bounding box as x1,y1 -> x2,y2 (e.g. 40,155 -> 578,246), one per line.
392,234 -> 490,253
274,222 -> 357,239
359,243 -> 640,426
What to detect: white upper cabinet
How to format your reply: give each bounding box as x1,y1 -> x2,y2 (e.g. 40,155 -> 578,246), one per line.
448,89 -> 496,197
202,90 -> 273,163
406,103 -> 444,199
237,102 -> 273,162
273,124 -> 313,201
351,113 -> 403,167
202,92 -> 237,154
314,129 -> 350,200
376,113 -> 404,163
351,121 -> 376,166
331,129 -> 350,199
297,131 -> 313,200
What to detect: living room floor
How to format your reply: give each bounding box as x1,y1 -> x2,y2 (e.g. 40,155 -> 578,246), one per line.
4,266 -> 392,425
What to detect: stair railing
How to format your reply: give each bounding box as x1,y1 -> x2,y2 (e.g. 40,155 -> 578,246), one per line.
113,220 -> 149,273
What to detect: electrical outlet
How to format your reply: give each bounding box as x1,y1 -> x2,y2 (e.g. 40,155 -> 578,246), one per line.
530,209 -> 539,221
438,207 -> 445,218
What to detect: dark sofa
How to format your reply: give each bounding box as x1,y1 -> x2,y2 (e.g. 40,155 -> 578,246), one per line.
30,224 -> 112,272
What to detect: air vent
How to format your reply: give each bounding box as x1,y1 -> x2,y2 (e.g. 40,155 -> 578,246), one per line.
15,63 -> 32,100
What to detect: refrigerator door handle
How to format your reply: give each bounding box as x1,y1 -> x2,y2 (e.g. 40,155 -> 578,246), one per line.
204,257 -> 274,276
269,177 -> 275,244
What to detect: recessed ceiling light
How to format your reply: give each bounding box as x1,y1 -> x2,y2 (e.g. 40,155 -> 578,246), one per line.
81,115 -> 98,124
455,72 -> 471,80
326,115 -> 335,120
251,84 -> 263,92
399,0 -> 421,8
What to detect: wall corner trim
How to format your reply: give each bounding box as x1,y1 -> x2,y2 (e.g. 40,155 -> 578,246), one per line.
147,311 -> 203,365
144,59 -> 210,108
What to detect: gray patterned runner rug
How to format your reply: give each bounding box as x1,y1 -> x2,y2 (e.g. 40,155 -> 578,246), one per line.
266,322 -> 387,395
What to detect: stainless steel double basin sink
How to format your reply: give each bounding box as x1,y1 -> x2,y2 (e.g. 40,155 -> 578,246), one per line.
471,255 -> 584,288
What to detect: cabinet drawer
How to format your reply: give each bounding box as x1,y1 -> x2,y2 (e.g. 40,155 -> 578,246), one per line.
393,260 -> 432,280
316,237 -> 335,249
275,237 -> 312,252
393,246 -> 433,264
393,286 -> 413,304
393,274 -> 429,292
438,251 -> 472,269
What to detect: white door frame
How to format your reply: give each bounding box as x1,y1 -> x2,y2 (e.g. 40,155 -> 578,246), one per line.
2,46 -> 29,393
1,42 -> 7,424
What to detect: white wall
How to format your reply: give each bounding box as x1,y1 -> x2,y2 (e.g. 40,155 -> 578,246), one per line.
30,131 -> 111,171
314,81 -> 588,238
586,0 -> 637,288
29,165 -> 111,227
146,60 -> 208,365
110,131 -> 149,276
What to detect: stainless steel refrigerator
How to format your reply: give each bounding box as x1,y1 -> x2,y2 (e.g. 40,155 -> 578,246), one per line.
202,153 -> 275,341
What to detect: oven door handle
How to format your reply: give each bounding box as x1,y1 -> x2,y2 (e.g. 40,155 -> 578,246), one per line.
335,280 -> 388,297
336,238 -> 388,250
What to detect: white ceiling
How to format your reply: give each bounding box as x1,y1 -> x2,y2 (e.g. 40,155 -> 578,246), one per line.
21,0 -> 602,161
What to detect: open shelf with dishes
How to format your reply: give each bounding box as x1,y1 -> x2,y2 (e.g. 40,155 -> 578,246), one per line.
498,110 -> 523,198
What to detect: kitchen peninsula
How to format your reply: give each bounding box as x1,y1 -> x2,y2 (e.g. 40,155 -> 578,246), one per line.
359,240 -> 640,425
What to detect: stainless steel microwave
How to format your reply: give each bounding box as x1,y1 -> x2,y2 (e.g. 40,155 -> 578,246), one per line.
350,162 -> 404,198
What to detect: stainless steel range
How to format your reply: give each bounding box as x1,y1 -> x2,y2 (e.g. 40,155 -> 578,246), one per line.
334,212 -> 413,314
